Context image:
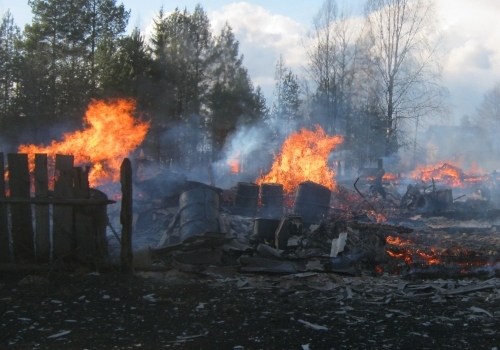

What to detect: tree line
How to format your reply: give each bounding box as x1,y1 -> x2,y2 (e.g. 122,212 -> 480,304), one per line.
0,0 -> 448,173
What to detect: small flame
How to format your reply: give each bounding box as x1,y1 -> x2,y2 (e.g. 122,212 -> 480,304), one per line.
227,152 -> 240,174
18,98 -> 149,188
256,125 -> 343,193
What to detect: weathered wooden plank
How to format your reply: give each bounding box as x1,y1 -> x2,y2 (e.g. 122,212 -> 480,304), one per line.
52,154 -> 74,260
0,153 -> 10,262
120,158 -> 133,273
8,153 -> 35,262
34,154 -> 50,262
73,166 -> 90,199
73,166 -> 94,261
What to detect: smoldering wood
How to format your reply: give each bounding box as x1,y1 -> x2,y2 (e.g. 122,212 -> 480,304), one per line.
52,154 -> 75,260
34,154 -> 50,262
8,153 -> 35,262
120,158 -> 133,273
0,153 -> 9,262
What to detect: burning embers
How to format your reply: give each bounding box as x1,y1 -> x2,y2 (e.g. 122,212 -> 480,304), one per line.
256,125 -> 343,193
18,98 -> 149,188
382,232 -> 500,277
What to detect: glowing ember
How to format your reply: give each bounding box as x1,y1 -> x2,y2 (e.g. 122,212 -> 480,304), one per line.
367,210 -> 387,223
366,173 -> 398,182
18,99 -> 149,188
256,125 -> 343,193
384,235 -> 498,270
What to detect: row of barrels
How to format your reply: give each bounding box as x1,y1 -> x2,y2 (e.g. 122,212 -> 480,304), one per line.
232,181 -> 332,224
175,180 -> 332,242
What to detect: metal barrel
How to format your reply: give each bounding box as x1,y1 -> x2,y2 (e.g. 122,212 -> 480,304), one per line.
293,181 -> 331,224
179,187 -> 220,242
260,183 -> 283,218
232,182 -> 259,217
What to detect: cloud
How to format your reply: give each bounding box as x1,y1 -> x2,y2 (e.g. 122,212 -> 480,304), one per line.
209,2 -> 309,100
437,0 -> 500,119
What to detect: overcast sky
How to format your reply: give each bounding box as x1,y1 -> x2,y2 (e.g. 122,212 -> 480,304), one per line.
3,0 -> 500,125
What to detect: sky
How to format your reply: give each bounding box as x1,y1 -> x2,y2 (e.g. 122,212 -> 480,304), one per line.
2,0 -> 500,125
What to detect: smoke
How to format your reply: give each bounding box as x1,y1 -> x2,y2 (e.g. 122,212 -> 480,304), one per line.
413,123 -> 500,173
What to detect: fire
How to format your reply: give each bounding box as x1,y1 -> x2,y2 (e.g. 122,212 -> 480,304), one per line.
256,125 -> 343,193
385,235 -> 498,271
18,98 -> 149,188
227,152 -> 240,173
409,161 -> 488,188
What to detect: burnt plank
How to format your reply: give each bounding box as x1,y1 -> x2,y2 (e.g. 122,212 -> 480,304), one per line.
120,158 -> 133,273
73,166 -> 94,261
34,154 -> 50,262
52,154 -> 74,260
8,153 -> 35,261
0,153 -> 9,262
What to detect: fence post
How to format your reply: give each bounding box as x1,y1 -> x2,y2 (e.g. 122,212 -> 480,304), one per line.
120,158 -> 133,273
0,153 -> 9,262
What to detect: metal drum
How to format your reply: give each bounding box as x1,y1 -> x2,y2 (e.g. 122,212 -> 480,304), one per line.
179,187 -> 220,241
232,182 -> 259,217
260,183 -> 283,218
293,181 -> 331,225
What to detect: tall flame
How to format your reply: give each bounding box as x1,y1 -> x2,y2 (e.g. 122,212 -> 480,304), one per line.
256,125 -> 343,193
18,98 -> 149,187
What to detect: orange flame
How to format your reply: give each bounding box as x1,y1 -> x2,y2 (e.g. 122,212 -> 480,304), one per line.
256,125 -> 343,193
409,161 -> 488,188
18,98 -> 149,188
227,152 -> 240,173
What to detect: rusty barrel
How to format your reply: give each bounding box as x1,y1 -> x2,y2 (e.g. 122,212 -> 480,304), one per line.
293,181 -> 331,225
232,182 -> 259,217
260,183 -> 283,218
179,187 -> 220,242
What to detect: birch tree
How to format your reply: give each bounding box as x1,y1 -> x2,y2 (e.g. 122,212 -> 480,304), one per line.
305,0 -> 358,134
364,0 -> 447,156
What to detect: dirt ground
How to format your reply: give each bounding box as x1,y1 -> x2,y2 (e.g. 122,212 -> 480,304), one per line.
1,266 -> 499,350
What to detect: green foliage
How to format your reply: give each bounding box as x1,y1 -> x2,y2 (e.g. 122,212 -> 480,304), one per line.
270,56 -> 301,139
0,3 -> 272,169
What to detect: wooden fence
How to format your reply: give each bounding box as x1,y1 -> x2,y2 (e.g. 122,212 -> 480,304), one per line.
0,153 -> 117,264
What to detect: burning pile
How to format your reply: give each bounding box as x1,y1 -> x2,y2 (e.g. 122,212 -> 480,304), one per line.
18,98 -> 149,188
256,125 -> 343,193
409,161 -> 491,188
